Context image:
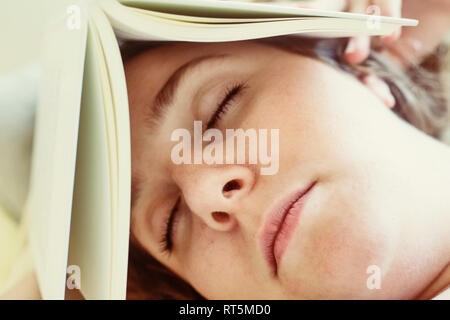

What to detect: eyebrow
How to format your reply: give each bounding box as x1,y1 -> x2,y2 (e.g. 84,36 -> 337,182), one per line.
146,54 -> 228,129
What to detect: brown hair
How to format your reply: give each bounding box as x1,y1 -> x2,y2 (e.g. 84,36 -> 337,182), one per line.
122,37 -> 449,300
126,233 -> 203,299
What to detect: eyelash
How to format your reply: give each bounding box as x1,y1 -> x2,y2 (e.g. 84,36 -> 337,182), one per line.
160,82 -> 246,254
160,197 -> 181,254
206,82 -> 246,129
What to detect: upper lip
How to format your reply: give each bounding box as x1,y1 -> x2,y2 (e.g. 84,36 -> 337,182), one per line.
259,181 -> 316,275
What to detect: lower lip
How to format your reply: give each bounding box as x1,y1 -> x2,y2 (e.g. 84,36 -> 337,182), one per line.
265,183 -> 315,274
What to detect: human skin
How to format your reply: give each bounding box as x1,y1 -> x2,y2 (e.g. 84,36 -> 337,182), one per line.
126,41 -> 450,299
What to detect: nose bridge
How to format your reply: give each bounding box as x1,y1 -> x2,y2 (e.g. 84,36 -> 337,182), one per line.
172,163 -> 255,228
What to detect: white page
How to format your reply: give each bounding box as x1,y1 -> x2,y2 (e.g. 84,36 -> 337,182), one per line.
102,0 -> 417,42
119,0 -> 417,25
26,12 -> 88,300
68,5 -> 131,300
79,6 -> 131,300
67,23 -> 113,300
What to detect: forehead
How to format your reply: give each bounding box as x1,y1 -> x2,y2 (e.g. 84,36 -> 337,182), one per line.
123,41 -> 280,103
124,41 -> 282,140
124,41 -> 260,87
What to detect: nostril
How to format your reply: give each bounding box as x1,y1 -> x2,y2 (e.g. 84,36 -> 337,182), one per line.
222,179 -> 242,194
212,211 -> 230,223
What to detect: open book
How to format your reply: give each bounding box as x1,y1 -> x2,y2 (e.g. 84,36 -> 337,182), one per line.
25,0 -> 417,300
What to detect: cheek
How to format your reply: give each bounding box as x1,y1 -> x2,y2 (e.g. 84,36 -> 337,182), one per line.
280,181 -> 395,298
307,213 -> 384,281
181,221 -> 254,299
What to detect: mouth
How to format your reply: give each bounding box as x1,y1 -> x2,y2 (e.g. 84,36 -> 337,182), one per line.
259,181 -> 316,276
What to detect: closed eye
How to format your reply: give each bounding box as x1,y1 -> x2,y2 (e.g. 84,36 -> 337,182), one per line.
160,197 -> 181,254
206,82 -> 247,129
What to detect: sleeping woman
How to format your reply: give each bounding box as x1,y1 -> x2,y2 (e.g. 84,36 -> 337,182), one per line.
1,0 -> 449,300
123,1 -> 450,300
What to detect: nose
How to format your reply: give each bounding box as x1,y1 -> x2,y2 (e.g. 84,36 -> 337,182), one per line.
173,164 -> 255,231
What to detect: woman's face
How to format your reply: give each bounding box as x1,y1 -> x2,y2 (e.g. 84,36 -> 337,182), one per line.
125,41 -> 425,299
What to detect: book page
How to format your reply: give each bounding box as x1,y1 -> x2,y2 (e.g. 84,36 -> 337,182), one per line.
26,11 -> 88,300
119,0 -> 415,23
67,23 -> 113,300
67,5 -> 131,300
101,0 -> 417,42
91,7 -> 131,300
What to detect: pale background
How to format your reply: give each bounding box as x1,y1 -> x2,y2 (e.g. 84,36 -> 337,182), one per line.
0,0 -> 75,72
0,0 -> 80,218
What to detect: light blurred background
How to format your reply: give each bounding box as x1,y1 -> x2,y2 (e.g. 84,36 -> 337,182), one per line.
0,0 -> 76,72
